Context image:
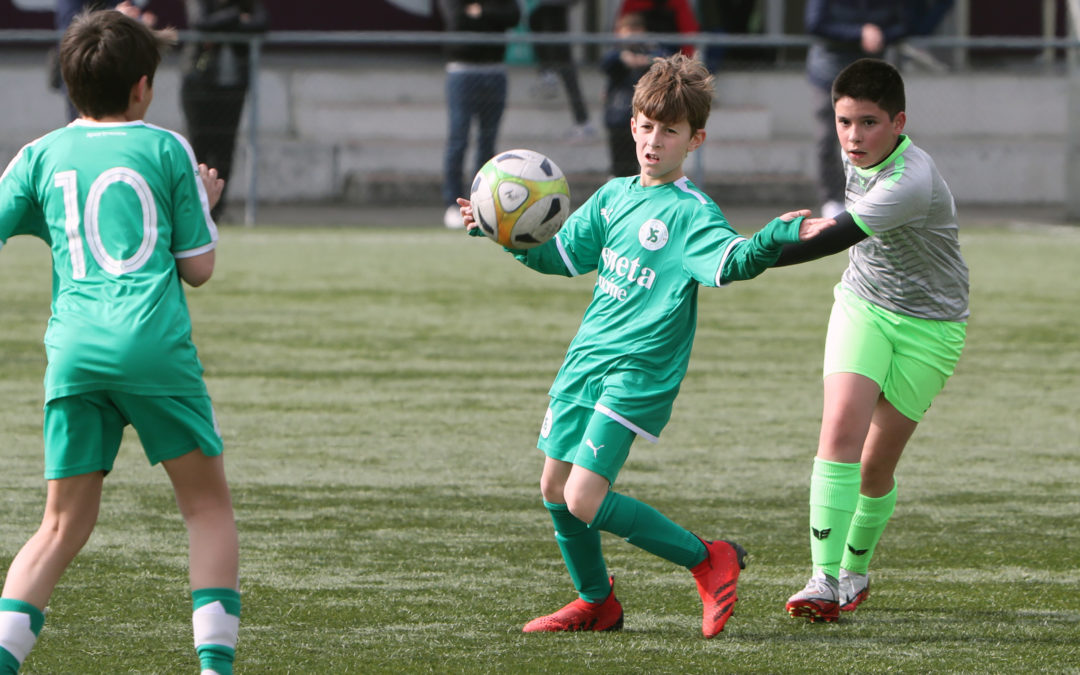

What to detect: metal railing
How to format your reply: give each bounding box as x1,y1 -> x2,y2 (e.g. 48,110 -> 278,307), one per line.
4,27 -> 1080,220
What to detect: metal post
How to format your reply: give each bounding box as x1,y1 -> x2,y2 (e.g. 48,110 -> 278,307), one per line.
244,36 -> 262,227
953,0 -> 969,70
765,0 -> 786,65
1065,0 -> 1080,220
1044,0 -> 1056,65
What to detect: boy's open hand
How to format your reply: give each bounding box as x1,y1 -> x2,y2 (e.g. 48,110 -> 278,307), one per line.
776,208 -> 838,241
797,215 -> 837,241
456,197 -> 480,234
199,163 -> 225,211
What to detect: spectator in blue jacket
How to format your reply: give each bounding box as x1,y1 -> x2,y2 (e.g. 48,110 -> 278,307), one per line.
804,0 -> 906,218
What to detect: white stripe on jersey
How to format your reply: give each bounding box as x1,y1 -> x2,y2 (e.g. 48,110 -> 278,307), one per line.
0,143 -> 29,184
144,121 -> 220,249
715,236 -> 747,287
555,235 -> 580,276
673,176 -> 708,204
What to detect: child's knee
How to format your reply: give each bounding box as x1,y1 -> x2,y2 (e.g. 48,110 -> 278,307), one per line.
39,513 -> 95,552
564,486 -> 605,525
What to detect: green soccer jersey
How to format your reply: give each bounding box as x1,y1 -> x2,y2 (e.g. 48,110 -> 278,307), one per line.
0,120 -> 218,401
511,175 -> 802,439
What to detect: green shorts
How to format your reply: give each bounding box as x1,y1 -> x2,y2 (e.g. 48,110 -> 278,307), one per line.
42,391 -> 223,480
537,398 -> 637,484
824,284 -> 966,422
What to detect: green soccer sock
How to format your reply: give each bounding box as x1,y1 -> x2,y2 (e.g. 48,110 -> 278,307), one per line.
545,502 -> 611,603
841,481 -> 898,574
192,587 -> 241,675
0,598 -> 45,675
808,458 -> 862,579
590,491 -> 707,569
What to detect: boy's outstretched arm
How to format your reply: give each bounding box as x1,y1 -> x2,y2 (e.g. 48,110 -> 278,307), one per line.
457,197 -> 575,276
772,211 -> 868,267
718,210 -> 836,284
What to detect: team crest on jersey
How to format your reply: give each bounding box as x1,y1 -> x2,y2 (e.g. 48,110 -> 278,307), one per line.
541,406 -> 553,439
639,219 -> 668,251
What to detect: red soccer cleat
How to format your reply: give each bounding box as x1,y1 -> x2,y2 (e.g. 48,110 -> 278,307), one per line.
691,539 -> 747,638
522,577 -> 624,633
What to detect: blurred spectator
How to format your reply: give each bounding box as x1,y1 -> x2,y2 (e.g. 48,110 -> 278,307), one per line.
906,0 -> 955,36
805,0 -> 906,217
618,0 -> 700,57
438,0 -> 521,229
52,1 -> 157,121
180,0 -> 268,222
901,0 -> 954,71
529,0 -> 596,141
601,12 -> 661,177
697,0 -> 759,71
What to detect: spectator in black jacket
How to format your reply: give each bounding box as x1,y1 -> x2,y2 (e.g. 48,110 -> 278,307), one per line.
805,0 -> 905,218
180,0 -> 268,222
438,0 -> 522,229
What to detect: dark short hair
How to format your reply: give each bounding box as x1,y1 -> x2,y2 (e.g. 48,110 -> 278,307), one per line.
832,58 -> 906,119
59,9 -> 174,118
632,53 -> 714,133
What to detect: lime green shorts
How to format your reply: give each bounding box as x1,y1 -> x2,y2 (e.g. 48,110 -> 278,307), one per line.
537,398 -> 636,484
42,391 -> 223,480
824,284 -> 966,422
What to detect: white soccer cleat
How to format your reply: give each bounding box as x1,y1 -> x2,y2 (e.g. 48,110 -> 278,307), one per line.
839,569 -> 869,612
786,570 -> 840,622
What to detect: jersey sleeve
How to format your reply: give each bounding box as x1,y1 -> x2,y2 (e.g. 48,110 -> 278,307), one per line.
512,189 -> 604,277
165,132 -> 218,259
0,144 -> 49,249
680,201 -> 741,286
850,160 -> 931,237
717,215 -> 804,284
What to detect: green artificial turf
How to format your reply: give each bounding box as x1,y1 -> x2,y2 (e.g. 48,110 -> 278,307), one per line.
1,220 -> 1077,673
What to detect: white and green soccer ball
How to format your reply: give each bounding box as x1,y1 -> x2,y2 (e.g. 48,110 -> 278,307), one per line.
470,149 -> 571,249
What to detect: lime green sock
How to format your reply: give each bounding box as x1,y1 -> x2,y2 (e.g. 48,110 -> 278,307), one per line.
591,491 -> 707,569
808,458 -> 862,579
841,482 -> 898,574
545,502 -> 610,603
0,598 -> 45,674
192,588 -> 241,675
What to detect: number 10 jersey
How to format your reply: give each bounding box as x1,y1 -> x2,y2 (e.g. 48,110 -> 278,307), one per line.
0,120 -> 219,402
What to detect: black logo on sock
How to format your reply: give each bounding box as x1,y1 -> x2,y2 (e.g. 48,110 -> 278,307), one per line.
847,544 -> 869,556
812,527 -> 831,540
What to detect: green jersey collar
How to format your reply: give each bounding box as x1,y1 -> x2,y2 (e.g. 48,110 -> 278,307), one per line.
853,134 -> 911,179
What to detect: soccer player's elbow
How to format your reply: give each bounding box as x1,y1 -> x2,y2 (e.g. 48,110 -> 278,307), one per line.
178,251 -> 215,287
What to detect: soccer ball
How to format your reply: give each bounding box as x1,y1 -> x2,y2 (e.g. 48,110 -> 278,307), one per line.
470,149 -> 571,249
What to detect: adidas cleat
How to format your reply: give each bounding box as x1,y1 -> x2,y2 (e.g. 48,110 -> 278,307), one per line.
691,539 -> 747,638
522,577 -> 623,633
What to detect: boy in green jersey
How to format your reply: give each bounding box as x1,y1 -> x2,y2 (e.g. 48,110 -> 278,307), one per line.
0,10 -> 240,673
456,53 -> 833,637
775,59 -> 969,622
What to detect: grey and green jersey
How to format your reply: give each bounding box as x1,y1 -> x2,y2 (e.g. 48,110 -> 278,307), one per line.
510,175 -> 803,439
0,120 -> 218,402
843,135 -> 969,321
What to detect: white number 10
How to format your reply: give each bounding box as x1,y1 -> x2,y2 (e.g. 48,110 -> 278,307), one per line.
54,168 -> 158,279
